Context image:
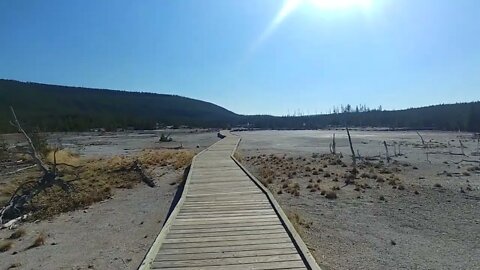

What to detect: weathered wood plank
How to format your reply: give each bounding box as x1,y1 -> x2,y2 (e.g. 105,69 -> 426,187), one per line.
161,237 -> 294,249
155,248 -> 298,261
164,232 -> 289,243
156,242 -> 297,255
168,228 -> 286,238
168,224 -> 285,234
152,254 -> 303,268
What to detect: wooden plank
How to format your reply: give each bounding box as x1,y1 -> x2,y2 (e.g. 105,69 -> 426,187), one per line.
160,237 -> 294,249
167,229 -> 286,238
151,264 -> 306,270
173,216 -> 279,225
156,248 -> 298,261
152,254 -> 303,268
164,232 -> 289,243
168,224 -> 285,234
156,242 -> 297,255
169,221 -> 282,230
179,209 -> 275,215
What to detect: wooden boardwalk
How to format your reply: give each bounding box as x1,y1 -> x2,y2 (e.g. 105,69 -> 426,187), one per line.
139,132 -> 320,270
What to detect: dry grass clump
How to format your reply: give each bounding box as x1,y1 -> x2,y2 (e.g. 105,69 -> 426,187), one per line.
3,148 -> 194,221
27,233 -> 45,249
8,229 -> 26,240
283,182 -> 300,196
46,149 -> 80,166
287,212 -> 312,231
0,241 -> 13,252
138,149 -> 194,169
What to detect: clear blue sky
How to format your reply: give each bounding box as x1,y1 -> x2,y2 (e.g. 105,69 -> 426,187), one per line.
1,0 -> 479,115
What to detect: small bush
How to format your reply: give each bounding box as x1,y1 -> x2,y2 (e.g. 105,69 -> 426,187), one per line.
28,233 -> 45,249
0,241 -> 13,252
434,183 -> 442,188
8,229 -> 26,240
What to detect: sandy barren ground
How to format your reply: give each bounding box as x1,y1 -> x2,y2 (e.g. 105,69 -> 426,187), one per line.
0,130 -> 218,270
236,130 -> 479,270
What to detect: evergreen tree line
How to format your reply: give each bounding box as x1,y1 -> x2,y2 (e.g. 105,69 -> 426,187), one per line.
0,79 -> 479,133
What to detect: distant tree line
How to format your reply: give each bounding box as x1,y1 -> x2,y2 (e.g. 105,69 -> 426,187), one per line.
0,79 -> 479,133
246,101 -> 480,132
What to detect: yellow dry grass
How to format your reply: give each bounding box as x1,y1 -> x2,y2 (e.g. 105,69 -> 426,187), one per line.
46,149 -> 80,166
1,149 -> 194,221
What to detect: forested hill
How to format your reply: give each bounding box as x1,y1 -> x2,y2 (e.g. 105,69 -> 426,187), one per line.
0,79 -> 479,132
0,79 -> 241,132
246,101 -> 480,132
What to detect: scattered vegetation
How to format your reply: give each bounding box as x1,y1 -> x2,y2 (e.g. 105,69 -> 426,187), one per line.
8,229 -> 26,240
1,144 -> 194,221
27,233 -> 45,249
0,241 -> 13,252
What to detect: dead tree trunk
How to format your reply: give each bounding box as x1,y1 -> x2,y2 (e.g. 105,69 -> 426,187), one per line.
132,160 -> 155,187
416,131 -> 430,163
383,141 -> 390,163
346,127 -> 356,167
0,107 -> 74,224
459,140 -> 466,156
329,133 -> 336,154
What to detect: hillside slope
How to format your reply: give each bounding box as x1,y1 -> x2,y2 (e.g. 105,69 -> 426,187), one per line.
1,79 -> 479,132
0,79 -> 240,132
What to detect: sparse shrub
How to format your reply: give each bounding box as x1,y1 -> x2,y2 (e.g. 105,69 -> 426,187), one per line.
434,183 -> 442,188
30,130 -> 50,157
376,176 -> 385,183
320,190 -> 326,195
0,241 -> 13,252
398,184 -> 405,190
324,172 -> 331,177
379,195 -> 386,201
8,229 -> 26,240
463,172 -> 471,176
28,233 -> 45,249
414,190 -> 420,195
277,190 -> 283,195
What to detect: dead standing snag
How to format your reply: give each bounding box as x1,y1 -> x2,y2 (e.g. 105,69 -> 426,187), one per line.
0,107 -> 74,224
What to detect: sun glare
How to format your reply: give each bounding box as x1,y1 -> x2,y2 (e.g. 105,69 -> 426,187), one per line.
308,0 -> 373,10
